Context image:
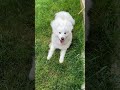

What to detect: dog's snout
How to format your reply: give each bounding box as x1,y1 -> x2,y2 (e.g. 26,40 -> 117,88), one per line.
61,37 -> 64,40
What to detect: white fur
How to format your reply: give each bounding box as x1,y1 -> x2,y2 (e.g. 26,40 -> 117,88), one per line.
47,11 -> 75,63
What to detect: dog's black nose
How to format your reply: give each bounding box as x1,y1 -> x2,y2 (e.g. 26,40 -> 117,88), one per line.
61,37 -> 64,40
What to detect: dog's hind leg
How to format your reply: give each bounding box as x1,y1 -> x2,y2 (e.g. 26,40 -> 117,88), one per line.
47,44 -> 55,60
59,49 -> 67,63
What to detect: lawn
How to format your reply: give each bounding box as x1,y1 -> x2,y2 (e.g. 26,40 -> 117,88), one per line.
0,0 -> 34,89
86,0 -> 120,89
35,0 -> 85,90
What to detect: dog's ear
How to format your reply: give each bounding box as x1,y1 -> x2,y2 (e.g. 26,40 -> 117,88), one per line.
66,21 -> 74,31
50,20 -> 58,31
70,18 -> 75,26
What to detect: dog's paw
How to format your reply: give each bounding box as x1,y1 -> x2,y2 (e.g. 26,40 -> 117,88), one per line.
47,56 -> 51,60
81,83 -> 85,90
59,59 -> 64,63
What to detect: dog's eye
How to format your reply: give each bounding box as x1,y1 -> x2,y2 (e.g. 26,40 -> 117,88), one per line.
59,32 -> 61,34
64,32 -> 66,34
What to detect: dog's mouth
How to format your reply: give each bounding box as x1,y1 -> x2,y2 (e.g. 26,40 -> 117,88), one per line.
60,39 -> 64,43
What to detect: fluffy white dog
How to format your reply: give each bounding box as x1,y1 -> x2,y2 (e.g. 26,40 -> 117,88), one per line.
47,11 -> 75,63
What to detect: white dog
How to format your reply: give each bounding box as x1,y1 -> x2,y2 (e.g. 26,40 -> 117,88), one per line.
47,11 -> 75,63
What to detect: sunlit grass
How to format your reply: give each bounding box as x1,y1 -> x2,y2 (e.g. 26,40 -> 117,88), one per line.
35,0 -> 84,90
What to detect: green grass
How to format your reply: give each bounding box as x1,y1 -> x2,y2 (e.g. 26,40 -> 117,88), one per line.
35,0 -> 85,90
86,0 -> 120,89
1,0 -> 119,89
0,0 -> 34,89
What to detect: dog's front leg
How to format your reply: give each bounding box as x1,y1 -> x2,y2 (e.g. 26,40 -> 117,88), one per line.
59,49 -> 67,63
47,45 -> 55,60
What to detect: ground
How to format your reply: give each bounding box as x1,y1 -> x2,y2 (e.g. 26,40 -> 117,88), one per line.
35,0 -> 84,90
1,0 -> 120,90
86,0 -> 120,89
0,0 -> 34,89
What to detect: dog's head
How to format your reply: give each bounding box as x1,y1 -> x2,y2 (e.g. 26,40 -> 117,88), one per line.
51,18 -> 74,43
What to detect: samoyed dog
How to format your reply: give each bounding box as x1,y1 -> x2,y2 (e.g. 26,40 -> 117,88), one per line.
47,11 -> 75,63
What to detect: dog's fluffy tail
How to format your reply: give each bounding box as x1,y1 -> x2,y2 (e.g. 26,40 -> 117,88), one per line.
55,11 -> 75,26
